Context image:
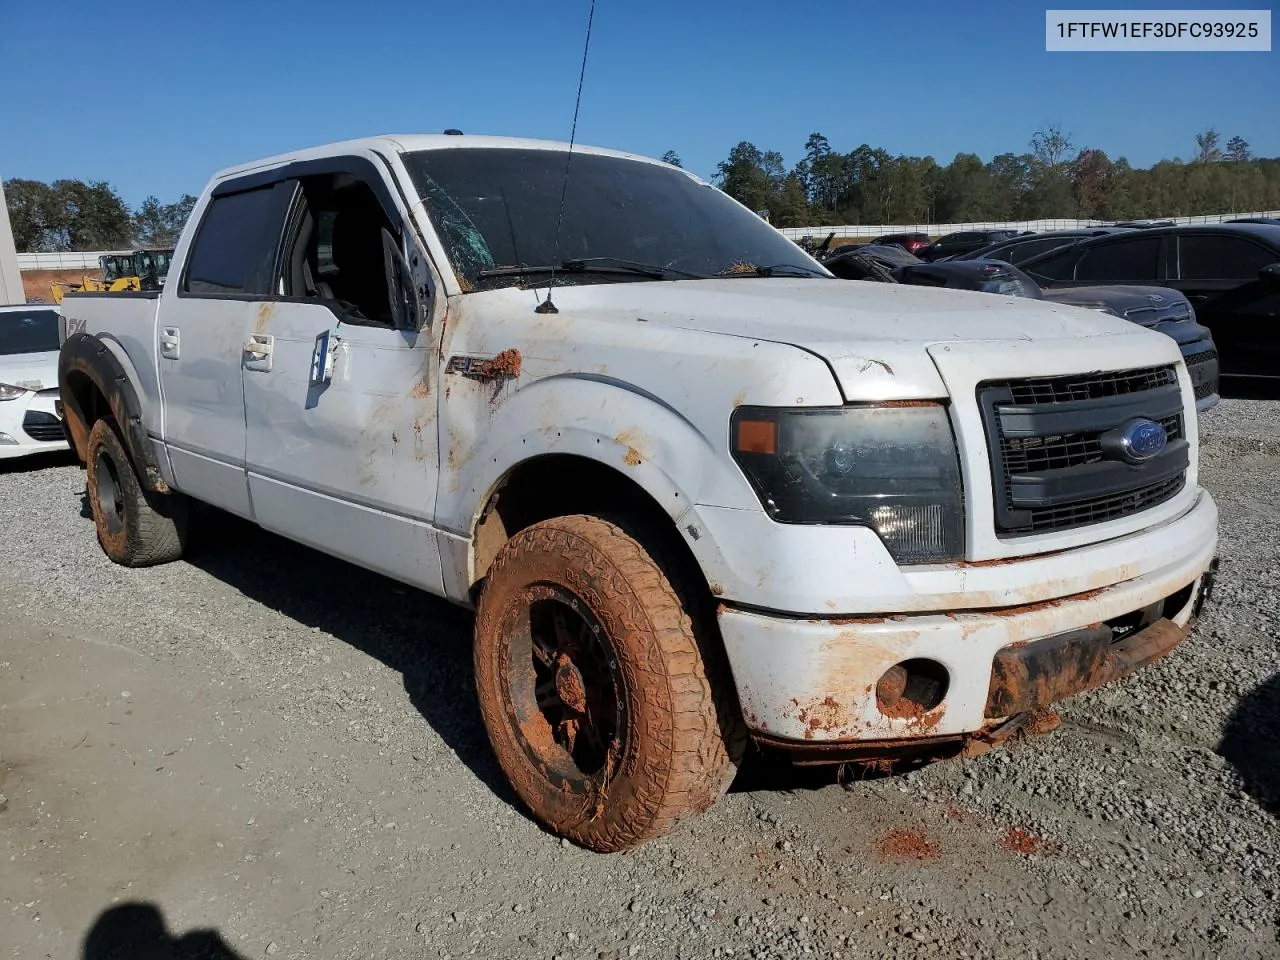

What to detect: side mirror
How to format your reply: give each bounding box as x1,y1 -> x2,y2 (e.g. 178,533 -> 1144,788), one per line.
381,228 -> 426,332
1259,262 -> 1280,288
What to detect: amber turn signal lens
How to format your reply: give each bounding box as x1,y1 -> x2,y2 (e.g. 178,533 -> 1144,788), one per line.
735,419 -> 777,455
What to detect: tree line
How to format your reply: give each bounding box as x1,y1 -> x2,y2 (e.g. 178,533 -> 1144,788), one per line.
4,178 -> 196,252
7,127 -> 1278,251
706,127 -> 1280,227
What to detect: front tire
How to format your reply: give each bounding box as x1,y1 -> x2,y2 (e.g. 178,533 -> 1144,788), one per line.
85,417 -> 187,567
474,515 -> 743,852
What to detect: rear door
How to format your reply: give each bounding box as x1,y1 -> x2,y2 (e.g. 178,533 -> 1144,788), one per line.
1167,231 -> 1280,379
156,181 -> 295,517
1067,233 -> 1166,288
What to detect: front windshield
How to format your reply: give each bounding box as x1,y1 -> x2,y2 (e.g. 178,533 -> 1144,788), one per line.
402,147 -> 823,291
0,309 -> 60,355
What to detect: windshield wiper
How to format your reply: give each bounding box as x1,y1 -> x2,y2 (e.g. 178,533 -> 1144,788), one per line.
717,263 -> 830,278
475,257 -> 707,281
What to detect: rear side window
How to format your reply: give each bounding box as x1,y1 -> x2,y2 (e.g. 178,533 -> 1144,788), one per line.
1075,237 -> 1161,282
1005,237 -> 1075,264
184,184 -> 292,295
1023,247 -> 1080,282
1179,235 -> 1278,281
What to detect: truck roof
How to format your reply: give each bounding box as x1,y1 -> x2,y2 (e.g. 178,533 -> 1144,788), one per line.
212,133 -> 691,185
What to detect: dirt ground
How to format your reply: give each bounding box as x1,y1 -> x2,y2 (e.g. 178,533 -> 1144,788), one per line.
19,269 -> 101,303
1,402 -> 1277,960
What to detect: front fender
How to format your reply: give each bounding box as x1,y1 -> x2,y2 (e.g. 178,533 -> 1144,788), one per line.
58,332 -> 169,493
436,373 -> 767,589
439,373 -> 764,529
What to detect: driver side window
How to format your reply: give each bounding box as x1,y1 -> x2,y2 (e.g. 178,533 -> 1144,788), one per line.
280,175 -> 401,327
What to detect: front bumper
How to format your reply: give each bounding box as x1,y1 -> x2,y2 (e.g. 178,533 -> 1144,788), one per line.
0,389 -> 69,460
718,490 -> 1218,745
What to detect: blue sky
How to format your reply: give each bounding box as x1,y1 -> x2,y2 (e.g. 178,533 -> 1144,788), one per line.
1,0 -> 1275,207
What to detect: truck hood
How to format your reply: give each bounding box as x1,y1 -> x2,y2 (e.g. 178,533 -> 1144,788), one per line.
0,350 -> 58,392
525,277 -> 1142,399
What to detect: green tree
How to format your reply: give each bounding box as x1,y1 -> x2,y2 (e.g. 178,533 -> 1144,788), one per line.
2,178 -> 56,251
133,193 -> 197,246
987,153 -> 1032,219
659,150 -> 682,167
715,142 -> 785,214
1225,136 -> 1251,163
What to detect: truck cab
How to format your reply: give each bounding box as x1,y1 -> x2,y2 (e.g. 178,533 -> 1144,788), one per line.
57,135 -> 1218,851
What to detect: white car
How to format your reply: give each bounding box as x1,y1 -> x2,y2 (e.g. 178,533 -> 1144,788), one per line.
0,304 -> 68,459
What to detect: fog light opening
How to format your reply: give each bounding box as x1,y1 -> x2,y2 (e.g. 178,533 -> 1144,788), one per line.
876,659 -> 949,719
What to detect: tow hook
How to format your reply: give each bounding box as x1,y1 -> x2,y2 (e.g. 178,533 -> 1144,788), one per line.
1193,556 -> 1220,618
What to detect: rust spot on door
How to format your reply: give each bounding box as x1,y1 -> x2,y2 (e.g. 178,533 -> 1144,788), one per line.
254,301 -> 275,333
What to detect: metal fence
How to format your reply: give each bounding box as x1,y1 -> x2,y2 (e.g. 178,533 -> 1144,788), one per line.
16,251 -> 130,271
777,210 -> 1280,241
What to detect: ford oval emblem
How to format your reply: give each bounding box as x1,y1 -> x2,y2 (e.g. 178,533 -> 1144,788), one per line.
1120,418 -> 1167,461
1148,294 -> 1164,303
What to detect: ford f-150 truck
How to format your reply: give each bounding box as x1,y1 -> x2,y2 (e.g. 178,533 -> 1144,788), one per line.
57,134 -> 1219,852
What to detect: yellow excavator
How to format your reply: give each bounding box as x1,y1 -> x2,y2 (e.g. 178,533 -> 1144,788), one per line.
50,248 -> 174,304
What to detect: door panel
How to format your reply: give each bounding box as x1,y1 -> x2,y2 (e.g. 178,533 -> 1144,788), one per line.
156,295 -> 259,517
242,301 -> 444,593
157,180 -> 296,517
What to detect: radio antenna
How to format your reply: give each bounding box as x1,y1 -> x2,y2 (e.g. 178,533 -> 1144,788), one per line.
535,0 -> 597,315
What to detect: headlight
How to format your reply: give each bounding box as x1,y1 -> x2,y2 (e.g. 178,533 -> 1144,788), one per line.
0,383 -> 28,401
730,403 -> 965,564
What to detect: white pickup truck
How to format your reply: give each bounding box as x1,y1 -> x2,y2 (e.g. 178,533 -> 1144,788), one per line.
57,134 -> 1219,851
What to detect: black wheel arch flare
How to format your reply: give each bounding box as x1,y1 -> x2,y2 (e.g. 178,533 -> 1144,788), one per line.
57,331 -> 170,494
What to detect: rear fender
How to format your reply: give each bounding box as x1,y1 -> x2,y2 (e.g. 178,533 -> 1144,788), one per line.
58,331 -> 169,493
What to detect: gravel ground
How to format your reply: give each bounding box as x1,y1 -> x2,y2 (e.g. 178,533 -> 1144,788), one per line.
1,399 -> 1277,960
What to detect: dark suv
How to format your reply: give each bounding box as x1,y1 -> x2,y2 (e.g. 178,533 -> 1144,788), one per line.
918,229 -> 1025,261
1020,223 -> 1280,390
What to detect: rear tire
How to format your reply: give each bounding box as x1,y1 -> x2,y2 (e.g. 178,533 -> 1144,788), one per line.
474,515 -> 743,852
86,417 -> 187,567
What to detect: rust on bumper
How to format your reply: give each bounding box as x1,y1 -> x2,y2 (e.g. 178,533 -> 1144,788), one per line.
985,614 -> 1188,718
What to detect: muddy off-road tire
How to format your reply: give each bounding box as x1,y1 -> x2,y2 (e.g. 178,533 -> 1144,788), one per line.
85,417 -> 187,567
474,515 -> 744,852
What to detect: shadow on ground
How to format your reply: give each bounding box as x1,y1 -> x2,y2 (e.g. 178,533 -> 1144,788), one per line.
1217,672 -> 1280,817
177,506 -> 519,808
0,449 -> 78,474
82,902 -> 245,960
75,498 -> 887,814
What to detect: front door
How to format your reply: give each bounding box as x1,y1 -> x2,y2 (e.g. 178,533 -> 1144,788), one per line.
241,166 -> 445,594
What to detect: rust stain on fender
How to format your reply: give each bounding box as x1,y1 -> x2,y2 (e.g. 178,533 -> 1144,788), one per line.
445,349 -> 522,384
623,447 -> 643,466
488,348 -> 523,378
